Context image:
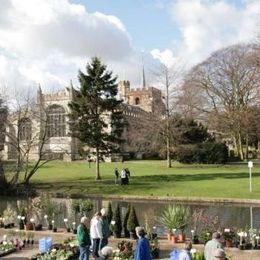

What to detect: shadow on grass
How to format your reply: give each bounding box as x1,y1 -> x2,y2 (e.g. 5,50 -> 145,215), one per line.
135,171 -> 260,182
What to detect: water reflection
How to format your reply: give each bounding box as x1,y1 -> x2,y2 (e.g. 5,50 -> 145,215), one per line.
0,197 -> 259,234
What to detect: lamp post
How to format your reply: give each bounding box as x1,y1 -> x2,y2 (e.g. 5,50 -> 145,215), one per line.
248,161 -> 253,192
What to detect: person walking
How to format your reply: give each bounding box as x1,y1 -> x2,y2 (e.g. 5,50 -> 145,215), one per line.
90,212 -> 103,258
77,216 -> 91,260
204,232 -> 224,260
120,168 -> 127,185
134,226 -> 152,260
125,168 -> 130,185
100,208 -> 110,249
114,168 -> 119,184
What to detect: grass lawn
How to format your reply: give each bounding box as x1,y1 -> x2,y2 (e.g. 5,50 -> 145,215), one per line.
29,160 -> 260,200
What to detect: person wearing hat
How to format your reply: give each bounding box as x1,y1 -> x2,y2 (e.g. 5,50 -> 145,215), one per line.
77,216 -> 91,260
204,232 -> 224,260
214,249 -> 226,259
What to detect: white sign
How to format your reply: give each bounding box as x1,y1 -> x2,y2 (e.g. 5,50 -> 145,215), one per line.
248,161 -> 253,168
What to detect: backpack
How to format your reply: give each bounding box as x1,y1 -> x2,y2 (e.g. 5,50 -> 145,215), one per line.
170,249 -> 181,260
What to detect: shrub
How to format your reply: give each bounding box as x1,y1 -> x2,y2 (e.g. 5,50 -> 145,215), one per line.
107,202 -> 113,224
123,204 -> 131,238
126,205 -> 139,234
175,142 -> 228,164
113,204 -> 122,237
71,199 -> 93,217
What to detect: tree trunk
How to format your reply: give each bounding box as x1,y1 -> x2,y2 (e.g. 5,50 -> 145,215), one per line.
0,162 -> 8,190
237,132 -> 244,161
165,72 -> 172,168
245,133 -> 249,160
96,148 -> 101,180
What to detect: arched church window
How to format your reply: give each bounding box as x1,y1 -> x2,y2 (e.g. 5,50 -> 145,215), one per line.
19,118 -> 32,141
135,97 -> 140,105
47,105 -> 66,137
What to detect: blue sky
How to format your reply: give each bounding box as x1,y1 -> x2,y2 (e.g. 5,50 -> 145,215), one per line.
0,0 -> 259,92
74,0 -> 247,51
75,0 -> 179,50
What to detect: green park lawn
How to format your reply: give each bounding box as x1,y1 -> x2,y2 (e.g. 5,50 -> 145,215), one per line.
29,160 -> 260,200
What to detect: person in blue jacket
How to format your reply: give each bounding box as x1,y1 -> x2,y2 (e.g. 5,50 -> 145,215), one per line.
134,226 -> 152,260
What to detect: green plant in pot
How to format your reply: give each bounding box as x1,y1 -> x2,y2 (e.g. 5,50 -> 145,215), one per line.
159,205 -> 190,241
126,205 -> 139,239
111,204 -> 122,238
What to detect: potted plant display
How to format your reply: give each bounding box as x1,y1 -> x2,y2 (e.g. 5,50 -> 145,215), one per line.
222,229 -> 235,247
159,205 -> 190,242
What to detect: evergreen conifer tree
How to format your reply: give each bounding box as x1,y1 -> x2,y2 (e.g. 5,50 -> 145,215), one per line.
69,57 -> 124,179
107,202 -> 113,224
127,205 -> 139,237
123,203 -> 131,238
113,204 -> 122,238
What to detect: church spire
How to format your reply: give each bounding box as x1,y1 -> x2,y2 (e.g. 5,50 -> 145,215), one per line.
142,54 -> 146,88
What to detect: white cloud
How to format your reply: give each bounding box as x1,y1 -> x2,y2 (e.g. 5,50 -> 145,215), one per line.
152,0 -> 260,67
0,0 -> 138,93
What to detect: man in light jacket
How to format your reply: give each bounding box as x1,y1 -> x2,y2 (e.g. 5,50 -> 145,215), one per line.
90,212 -> 103,258
204,232 -> 224,260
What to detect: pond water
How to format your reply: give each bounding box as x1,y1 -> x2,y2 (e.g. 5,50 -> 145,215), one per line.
0,197 -> 259,236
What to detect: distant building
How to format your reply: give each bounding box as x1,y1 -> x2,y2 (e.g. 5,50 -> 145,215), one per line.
3,80 -> 165,161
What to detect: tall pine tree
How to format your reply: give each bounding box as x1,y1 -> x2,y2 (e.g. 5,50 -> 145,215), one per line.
69,57 -> 124,180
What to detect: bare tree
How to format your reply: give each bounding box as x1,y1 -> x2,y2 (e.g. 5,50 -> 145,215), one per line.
3,90 -> 66,188
181,44 -> 260,160
152,63 -> 185,167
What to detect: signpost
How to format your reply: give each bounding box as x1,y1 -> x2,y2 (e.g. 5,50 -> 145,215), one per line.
248,161 -> 253,192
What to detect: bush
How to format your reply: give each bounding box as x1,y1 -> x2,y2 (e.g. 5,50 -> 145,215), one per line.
123,204 -> 131,238
107,202 -> 113,224
126,205 -> 139,234
174,142 -> 228,164
112,204 -> 122,237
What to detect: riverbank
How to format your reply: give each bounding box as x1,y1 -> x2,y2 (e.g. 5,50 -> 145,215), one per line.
1,229 -> 260,260
27,160 -> 260,200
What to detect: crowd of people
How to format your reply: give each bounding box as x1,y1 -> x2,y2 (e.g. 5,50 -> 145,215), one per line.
77,210 -> 227,260
77,208 -> 112,260
114,168 -> 131,185
76,207 -> 152,260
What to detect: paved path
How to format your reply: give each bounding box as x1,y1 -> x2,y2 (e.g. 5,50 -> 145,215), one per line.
1,229 -> 260,259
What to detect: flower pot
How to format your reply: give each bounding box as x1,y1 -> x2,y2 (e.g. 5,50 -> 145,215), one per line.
225,240 -> 233,248
178,234 -> 186,242
31,240 -> 34,245
48,224 -> 53,230
167,233 -> 172,241
35,224 -> 42,231
53,227 -> 57,232
171,235 -> 177,244
113,231 -> 121,238
238,244 -> 246,250
192,235 -> 199,244
73,229 -> 77,234
19,223 -> 24,230
66,228 -> 71,233
24,223 -> 33,230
